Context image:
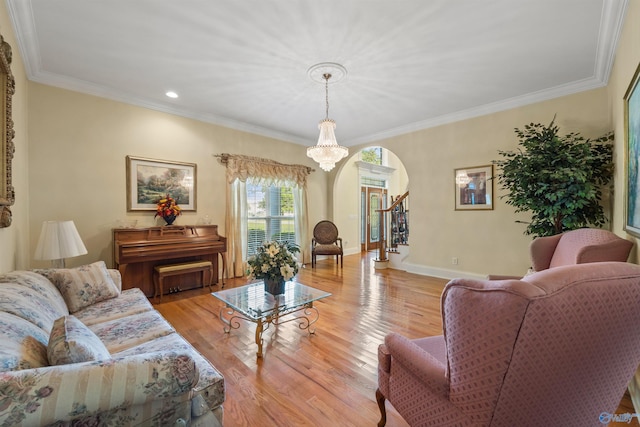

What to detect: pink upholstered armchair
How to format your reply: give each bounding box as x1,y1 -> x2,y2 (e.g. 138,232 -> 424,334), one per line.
377,262 -> 640,427
489,228 -> 633,280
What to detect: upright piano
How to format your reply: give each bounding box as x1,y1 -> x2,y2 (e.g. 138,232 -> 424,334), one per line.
113,225 -> 227,297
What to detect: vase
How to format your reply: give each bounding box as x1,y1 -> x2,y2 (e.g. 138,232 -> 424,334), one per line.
264,277 -> 286,295
163,214 -> 176,226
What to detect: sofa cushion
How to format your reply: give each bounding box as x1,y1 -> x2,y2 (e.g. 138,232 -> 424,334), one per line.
90,310 -> 176,354
48,315 -> 111,365
74,288 -> 154,326
49,261 -> 120,313
0,312 -> 49,372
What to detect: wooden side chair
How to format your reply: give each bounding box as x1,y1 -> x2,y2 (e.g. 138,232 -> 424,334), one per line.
311,220 -> 343,268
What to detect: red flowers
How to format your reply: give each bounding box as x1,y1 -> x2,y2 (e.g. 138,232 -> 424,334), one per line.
155,195 -> 182,219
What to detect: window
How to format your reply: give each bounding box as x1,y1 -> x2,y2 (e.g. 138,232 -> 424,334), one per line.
361,147 -> 382,165
361,176 -> 386,188
246,181 -> 296,256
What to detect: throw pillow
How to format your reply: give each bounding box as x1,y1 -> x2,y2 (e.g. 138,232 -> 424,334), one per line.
48,315 -> 111,365
51,261 -> 120,313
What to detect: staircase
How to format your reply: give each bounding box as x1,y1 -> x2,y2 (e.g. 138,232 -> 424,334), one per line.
374,191 -> 409,270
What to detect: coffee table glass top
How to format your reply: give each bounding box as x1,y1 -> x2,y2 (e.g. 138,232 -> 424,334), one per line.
212,281 -> 331,320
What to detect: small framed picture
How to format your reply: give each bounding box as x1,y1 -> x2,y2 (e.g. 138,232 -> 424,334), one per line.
454,165 -> 493,210
126,156 -> 196,211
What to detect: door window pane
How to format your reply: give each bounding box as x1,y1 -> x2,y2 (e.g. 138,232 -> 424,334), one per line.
369,193 -> 380,242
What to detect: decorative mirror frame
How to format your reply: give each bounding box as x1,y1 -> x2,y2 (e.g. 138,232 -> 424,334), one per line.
0,34 -> 14,228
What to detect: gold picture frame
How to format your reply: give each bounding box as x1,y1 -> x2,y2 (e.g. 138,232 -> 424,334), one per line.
0,35 -> 15,228
126,156 -> 197,211
454,165 -> 493,210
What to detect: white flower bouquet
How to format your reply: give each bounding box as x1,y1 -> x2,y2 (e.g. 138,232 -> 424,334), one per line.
247,240 -> 301,282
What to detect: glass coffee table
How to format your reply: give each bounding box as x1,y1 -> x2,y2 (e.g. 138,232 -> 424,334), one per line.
212,281 -> 331,359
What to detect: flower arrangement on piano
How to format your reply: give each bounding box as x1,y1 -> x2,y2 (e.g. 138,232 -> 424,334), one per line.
247,240 -> 300,294
155,194 -> 182,225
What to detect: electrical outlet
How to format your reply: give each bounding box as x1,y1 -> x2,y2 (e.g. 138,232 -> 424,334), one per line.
452,257 -> 458,265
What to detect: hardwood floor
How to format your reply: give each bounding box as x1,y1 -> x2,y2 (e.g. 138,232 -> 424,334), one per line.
153,252 -> 638,427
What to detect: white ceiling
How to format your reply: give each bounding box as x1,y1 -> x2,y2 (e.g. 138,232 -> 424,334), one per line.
5,0 -> 628,147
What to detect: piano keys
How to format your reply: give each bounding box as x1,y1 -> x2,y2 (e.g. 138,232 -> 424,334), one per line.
113,225 -> 227,297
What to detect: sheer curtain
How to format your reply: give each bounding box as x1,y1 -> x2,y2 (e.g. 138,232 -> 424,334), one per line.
217,154 -> 312,278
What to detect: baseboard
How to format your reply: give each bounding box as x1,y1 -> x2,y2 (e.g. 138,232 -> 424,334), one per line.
344,247 -> 362,256
313,250 -> 487,280
403,262 -> 487,281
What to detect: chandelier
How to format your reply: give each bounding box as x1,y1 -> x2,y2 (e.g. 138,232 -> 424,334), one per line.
307,64 -> 349,172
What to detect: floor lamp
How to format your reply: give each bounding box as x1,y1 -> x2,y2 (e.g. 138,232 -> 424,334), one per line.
34,220 -> 88,268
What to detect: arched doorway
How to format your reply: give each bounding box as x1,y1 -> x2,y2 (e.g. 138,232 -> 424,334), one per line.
332,146 -> 408,257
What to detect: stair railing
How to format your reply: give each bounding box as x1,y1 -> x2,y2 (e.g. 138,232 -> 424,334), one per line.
375,191 -> 409,262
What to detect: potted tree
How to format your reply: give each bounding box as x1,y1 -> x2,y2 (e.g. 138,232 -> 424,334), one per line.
494,118 -> 614,237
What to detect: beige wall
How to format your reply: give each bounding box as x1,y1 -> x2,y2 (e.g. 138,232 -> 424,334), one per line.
27,84 -> 328,268
335,88 -> 611,279
0,2 -> 29,273
610,0 -> 640,255
22,69 -> 620,278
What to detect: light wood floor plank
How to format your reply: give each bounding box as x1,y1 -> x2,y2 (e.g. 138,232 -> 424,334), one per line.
153,252 -> 637,427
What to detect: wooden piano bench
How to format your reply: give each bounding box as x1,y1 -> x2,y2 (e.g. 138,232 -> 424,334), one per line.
153,260 -> 213,301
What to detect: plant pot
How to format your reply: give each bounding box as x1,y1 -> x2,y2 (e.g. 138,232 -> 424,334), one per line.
264,277 -> 286,295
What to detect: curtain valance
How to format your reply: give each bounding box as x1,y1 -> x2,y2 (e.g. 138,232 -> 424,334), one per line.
216,153 -> 313,188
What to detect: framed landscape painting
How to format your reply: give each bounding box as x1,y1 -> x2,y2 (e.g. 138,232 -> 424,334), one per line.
625,63 -> 640,237
454,165 -> 493,210
126,156 -> 196,211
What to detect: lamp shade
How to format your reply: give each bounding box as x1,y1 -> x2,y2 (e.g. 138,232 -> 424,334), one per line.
34,220 -> 88,261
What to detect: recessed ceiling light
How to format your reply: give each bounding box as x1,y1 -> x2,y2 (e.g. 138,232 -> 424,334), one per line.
165,91 -> 178,98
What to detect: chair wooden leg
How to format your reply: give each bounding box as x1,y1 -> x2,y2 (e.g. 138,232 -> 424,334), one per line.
376,389 -> 387,427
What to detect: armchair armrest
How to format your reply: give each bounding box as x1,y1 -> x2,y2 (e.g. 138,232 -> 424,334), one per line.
0,351 -> 198,426
384,333 -> 449,395
530,234 -> 562,271
577,239 -> 634,264
336,237 -> 343,249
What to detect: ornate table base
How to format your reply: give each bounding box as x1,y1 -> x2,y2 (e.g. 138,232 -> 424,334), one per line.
212,281 -> 331,360
220,301 -> 320,358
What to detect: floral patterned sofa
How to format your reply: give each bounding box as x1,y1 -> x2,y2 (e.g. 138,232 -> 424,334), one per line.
0,261 -> 224,426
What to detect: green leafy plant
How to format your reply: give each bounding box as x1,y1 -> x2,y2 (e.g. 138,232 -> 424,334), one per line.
494,118 -> 614,237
